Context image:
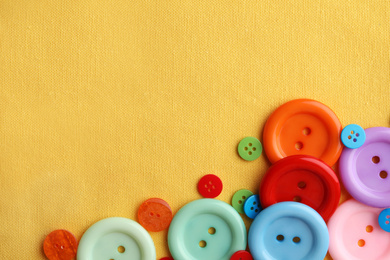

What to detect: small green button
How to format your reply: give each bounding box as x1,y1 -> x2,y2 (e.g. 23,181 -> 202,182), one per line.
231,189 -> 254,214
238,137 -> 262,161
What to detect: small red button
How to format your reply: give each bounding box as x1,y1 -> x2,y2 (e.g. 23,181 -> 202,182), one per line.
138,198 -> 173,232
159,257 -> 174,260
43,230 -> 78,260
230,250 -> 253,260
197,174 -> 223,198
259,155 -> 340,222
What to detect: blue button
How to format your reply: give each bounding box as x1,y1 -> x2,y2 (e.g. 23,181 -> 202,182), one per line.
248,202 -> 329,260
378,208 -> 390,232
341,124 -> 366,149
244,195 -> 262,219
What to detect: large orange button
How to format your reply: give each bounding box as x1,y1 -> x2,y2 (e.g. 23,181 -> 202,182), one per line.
263,99 -> 343,166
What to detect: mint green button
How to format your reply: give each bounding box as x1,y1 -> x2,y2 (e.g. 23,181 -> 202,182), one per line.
238,137 -> 262,161
77,217 -> 156,260
168,199 -> 247,260
231,189 -> 254,214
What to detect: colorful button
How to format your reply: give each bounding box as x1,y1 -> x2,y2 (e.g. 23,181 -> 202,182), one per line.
137,198 -> 173,232
231,189 -> 254,214
230,250 -> 253,260
197,174 -> 223,198
378,208 -> 390,233
339,127 -> 390,208
259,155 -> 340,222
328,199 -> 390,260
43,230 -> 78,260
77,217 -> 156,260
168,199 -> 247,260
159,257 -> 174,260
341,124 -> 366,149
263,99 -> 343,166
243,195 -> 262,219
238,137 -> 262,161
248,202 -> 329,260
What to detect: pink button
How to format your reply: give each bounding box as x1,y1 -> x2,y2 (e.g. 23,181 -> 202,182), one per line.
328,199 -> 390,260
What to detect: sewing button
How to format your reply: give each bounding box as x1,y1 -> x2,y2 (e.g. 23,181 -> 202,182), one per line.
378,208 -> 390,233
231,189 -> 253,214
248,202 -> 329,260
341,124 -> 366,149
138,198 -> 173,232
238,137 -> 262,161
77,217 -> 156,260
328,199 -> 390,260
168,199 -> 247,260
263,99 -> 342,166
197,174 -> 223,198
159,257 -> 174,260
243,195 -> 262,219
259,155 -> 340,222
339,127 -> 390,208
230,250 -> 253,260
43,230 -> 78,260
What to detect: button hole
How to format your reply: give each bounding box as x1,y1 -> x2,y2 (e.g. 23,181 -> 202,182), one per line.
238,200 -> 242,204
358,239 -> 365,247
295,142 -> 303,151
293,237 -> 301,243
380,171 -> 388,179
117,246 -> 125,253
302,127 -> 311,136
276,235 -> 284,241
293,196 -> 301,202
372,156 -> 380,164
208,227 -> 216,235
366,225 -> 373,233
297,181 -> 306,189
199,240 -> 207,248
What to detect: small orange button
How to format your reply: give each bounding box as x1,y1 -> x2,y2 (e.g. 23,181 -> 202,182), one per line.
138,198 -> 173,232
263,99 -> 343,166
43,230 -> 78,260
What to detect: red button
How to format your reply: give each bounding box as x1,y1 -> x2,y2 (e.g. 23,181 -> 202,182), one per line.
43,230 -> 78,260
138,198 -> 173,232
197,174 -> 223,198
159,257 -> 174,260
259,155 -> 340,222
230,250 -> 253,260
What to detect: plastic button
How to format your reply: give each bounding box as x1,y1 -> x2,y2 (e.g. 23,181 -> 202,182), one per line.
159,257 -> 174,260
263,99 -> 343,166
197,174 -> 223,198
137,198 -> 173,232
43,230 -> 78,260
341,124 -> 366,149
238,137 -> 262,161
230,250 -> 253,260
259,155 -> 340,222
339,127 -> 390,208
231,189 -> 253,214
243,195 -> 262,219
248,202 -> 329,260
378,208 -> 390,232
328,199 -> 390,260
168,199 -> 247,260
77,217 -> 156,260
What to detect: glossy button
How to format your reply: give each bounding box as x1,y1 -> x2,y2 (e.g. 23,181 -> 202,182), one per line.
248,202 -> 329,260
238,137 -> 262,161
328,199 -> 390,260
43,230 -> 78,260
259,155 -> 340,222
341,124 -> 366,149
339,127 -> 390,208
378,208 -> 390,232
77,217 -> 156,260
230,250 -> 253,260
243,195 -> 262,219
263,99 -> 343,166
168,199 -> 247,260
198,174 -> 223,198
138,198 -> 173,232
231,189 -> 253,214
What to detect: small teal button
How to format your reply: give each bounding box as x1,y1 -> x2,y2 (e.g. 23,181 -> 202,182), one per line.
248,202 -> 329,260
378,208 -> 390,232
168,199 -> 247,260
341,124 -> 366,149
243,195 -> 262,219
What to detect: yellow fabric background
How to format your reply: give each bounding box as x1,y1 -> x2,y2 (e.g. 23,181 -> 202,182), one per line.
0,0 -> 389,259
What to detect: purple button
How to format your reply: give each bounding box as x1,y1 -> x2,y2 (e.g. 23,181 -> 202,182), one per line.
339,127 -> 390,208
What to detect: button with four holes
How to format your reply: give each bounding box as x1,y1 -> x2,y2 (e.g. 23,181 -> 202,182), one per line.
43,230 -> 78,260
138,198 -> 173,232
341,124 -> 366,149
238,137 -> 262,161
378,208 -> 390,233
244,195 -> 262,219
198,174 -> 223,198
231,189 -> 254,214
230,250 -> 253,260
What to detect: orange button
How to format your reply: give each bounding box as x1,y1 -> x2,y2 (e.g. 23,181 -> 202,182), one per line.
43,230 -> 78,260
138,198 -> 173,232
263,99 -> 342,166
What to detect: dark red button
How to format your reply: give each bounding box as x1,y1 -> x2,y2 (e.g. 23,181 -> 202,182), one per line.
259,155 -> 340,222
230,250 -> 253,260
159,257 -> 174,260
43,230 -> 78,260
197,174 -> 223,198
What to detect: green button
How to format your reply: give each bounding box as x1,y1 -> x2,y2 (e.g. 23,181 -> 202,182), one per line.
231,189 -> 254,214
238,137 -> 262,161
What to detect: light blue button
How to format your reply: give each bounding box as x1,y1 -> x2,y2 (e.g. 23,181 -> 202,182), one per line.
378,208 -> 390,232
168,199 -> 247,260
243,195 -> 262,219
341,124 -> 366,149
248,202 -> 329,260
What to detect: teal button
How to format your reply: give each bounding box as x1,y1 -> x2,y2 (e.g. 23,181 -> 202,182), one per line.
77,217 -> 156,260
168,199 -> 247,260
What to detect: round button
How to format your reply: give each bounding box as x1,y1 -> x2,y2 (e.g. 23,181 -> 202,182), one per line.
159,257 -> 174,260
137,198 -> 173,232
231,189 -> 254,214
77,217 -> 156,260
43,230 -> 78,260
263,99 -> 343,166
378,208 -> 390,232
230,250 -> 253,260
339,127 -> 390,208
248,202 -> 329,260
243,195 -> 262,219
328,199 -> 390,260
341,124 -> 366,149
197,174 -> 223,198
238,137 -> 262,161
168,199 -> 247,260
259,155 -> 340,222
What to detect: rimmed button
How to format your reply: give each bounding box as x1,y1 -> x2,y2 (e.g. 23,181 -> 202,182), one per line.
43,230 -> 78,260
378,208 -> 390,233
230,250 -> 253,260
137,198 -> 173,232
